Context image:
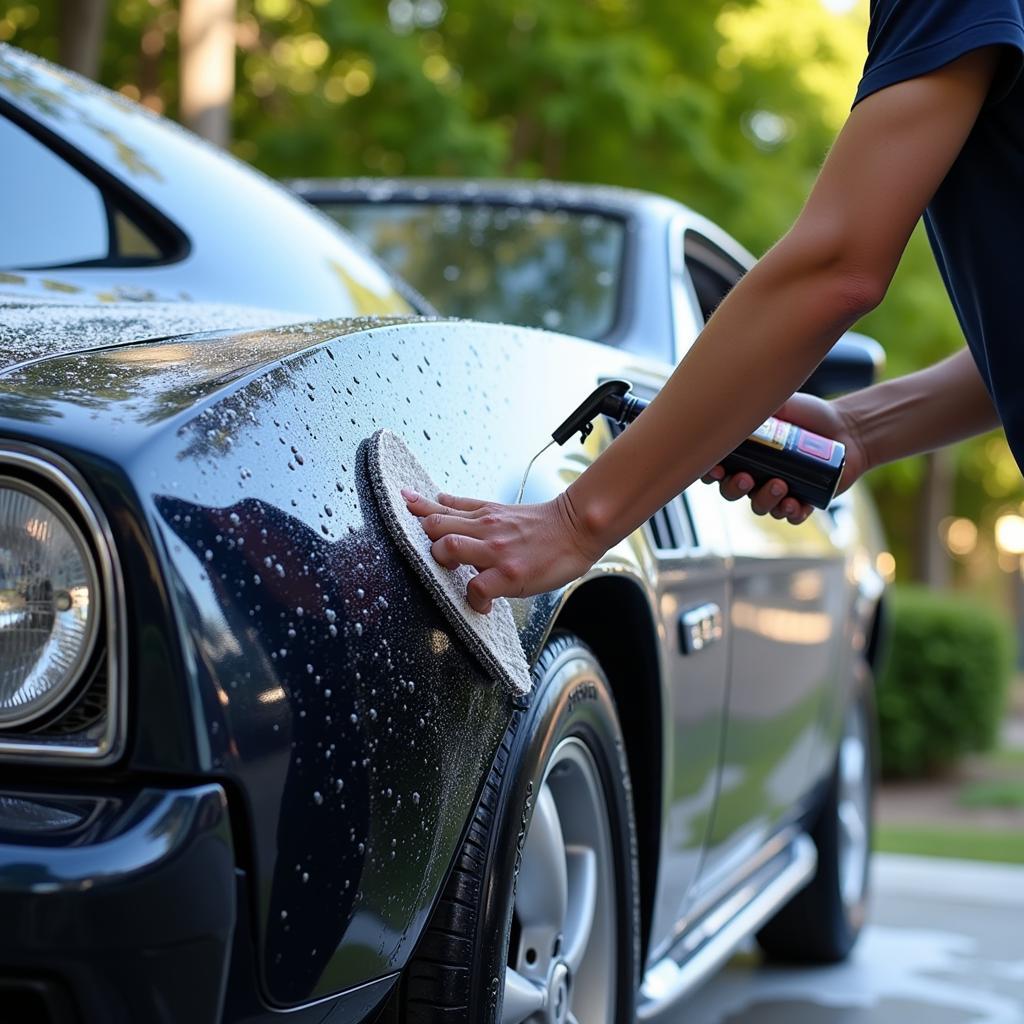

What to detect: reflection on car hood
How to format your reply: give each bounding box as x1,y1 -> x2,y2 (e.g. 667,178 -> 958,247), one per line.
0,296 -> 306,372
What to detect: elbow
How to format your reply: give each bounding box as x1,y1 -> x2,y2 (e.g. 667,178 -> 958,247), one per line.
831,268 -> 887,321
780,214 -> 891,323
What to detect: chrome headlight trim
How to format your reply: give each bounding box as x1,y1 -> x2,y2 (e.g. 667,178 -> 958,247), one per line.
0,444 -> 126,764
0,474 -> 102,727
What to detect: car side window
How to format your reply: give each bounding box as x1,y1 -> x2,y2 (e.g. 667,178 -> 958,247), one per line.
684,231 -> 747,323
0,114 -> 161,270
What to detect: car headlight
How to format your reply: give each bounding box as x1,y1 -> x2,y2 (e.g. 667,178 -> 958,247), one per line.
0,477 -> 101,727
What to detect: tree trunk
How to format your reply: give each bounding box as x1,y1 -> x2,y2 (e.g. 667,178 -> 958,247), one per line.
179,0 -> 236,148
914,449 -> 954,588
58,0 -> 108,79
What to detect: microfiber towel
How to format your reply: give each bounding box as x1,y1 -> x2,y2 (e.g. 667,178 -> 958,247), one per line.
367,429 -> 533,697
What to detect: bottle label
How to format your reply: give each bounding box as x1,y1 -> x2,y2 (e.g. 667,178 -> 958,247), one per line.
795,429 -> 835,461
748,417 -> 792,451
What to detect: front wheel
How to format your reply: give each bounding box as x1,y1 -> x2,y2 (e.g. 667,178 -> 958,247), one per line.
390,631 -> 640,1023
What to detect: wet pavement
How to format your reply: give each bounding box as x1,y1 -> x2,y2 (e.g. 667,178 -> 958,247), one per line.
651,854 -> 1024,1024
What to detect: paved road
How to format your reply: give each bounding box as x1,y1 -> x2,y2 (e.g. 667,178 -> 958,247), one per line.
652,854 -> 1024,1024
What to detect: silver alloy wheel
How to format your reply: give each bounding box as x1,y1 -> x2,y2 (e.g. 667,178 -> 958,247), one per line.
501,737 -> 617,1024
837,699 -> 871,910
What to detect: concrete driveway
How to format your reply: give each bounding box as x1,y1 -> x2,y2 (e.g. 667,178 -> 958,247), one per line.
651,854 -> 1024,1023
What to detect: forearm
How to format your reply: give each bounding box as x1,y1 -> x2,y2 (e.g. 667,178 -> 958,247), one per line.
567,238 -> 872,549
566,51 -> 1001,553
406,49 -> 1006,611
835,346 -> 998,469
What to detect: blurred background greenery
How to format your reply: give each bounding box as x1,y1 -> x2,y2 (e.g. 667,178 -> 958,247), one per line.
8,0 -> 1024,610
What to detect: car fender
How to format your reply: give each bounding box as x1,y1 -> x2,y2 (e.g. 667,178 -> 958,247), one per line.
0,314 -> 670,1007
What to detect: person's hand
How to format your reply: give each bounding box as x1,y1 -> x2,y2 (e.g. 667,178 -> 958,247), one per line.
701,392 -> 870,524
401,489 -> 603,613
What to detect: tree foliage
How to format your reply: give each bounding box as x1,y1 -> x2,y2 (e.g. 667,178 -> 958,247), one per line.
7,0 -> 1023,585
878,585 -> 1013,778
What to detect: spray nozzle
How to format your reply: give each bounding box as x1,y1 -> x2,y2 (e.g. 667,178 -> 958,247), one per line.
515,379 -> 650,503
550,379 -> 646,445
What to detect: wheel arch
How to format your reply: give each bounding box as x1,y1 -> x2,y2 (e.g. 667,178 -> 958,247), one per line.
553,574 -> 664,967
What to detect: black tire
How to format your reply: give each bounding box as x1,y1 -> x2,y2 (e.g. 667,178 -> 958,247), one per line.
385,631 -> 640,1024
756,673 -> 877,964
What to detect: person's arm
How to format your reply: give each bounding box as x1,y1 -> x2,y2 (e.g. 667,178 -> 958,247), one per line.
405,47 -> 1001,613
709,346 -> 999,522
841,346 -> 999,466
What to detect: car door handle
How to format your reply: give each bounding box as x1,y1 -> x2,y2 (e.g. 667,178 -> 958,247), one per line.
678,603 -> 723,654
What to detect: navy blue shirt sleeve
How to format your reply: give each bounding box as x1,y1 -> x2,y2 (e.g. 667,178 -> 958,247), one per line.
854,0 -> 1024,107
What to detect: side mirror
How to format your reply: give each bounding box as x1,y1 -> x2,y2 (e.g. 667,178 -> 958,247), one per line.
803,331 -> 885,397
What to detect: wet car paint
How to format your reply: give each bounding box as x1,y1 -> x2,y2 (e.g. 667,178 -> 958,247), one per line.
0,315 -> 673,1006
0,785 -> 236,1020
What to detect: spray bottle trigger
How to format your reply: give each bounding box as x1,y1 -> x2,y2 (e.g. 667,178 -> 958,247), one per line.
550,379 -> 634,446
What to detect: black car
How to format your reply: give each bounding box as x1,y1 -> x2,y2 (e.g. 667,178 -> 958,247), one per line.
0,46 -> 886,1024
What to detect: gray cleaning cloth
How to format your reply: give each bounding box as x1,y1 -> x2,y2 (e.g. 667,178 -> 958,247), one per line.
367,429 -> 533,697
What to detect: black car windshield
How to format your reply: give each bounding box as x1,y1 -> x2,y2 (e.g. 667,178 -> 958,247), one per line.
322,202 -> 626,341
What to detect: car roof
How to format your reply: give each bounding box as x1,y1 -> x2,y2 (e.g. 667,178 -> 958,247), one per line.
289,176 -> 686,224
0,46 -> 425,320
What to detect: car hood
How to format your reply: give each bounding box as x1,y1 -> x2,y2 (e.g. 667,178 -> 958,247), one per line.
0,294 -> 309,372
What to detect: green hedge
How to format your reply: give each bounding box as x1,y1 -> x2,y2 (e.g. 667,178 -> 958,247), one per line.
877,586 -> 1014,779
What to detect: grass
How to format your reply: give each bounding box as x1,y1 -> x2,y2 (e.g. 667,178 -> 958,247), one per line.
958,778 -> 1024,810
875,825 -> 1024,865
877,741 -> 1024,862
985,746 -> 1024,773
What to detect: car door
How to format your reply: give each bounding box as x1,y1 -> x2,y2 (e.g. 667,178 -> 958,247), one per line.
624,373 -> 734,964
671,224 -> 848,900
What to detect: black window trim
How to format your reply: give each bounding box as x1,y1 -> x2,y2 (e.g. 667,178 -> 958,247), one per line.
683,229 -> 748,315
0,95 -> 191,271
